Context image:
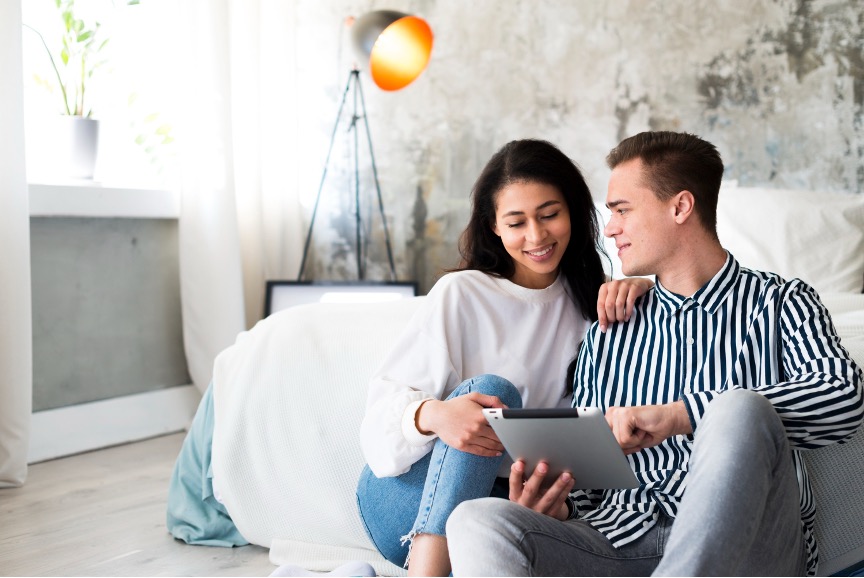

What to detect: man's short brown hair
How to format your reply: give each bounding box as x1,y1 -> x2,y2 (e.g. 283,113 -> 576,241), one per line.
607,131 -> 724,234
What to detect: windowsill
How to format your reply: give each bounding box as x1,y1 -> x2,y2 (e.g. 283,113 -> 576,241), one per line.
28,181 -> 180,219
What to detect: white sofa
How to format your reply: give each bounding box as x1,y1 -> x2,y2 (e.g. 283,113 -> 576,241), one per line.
209,186 -> 864,576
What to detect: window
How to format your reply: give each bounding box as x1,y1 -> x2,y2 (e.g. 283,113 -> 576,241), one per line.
21,0 -> 181,189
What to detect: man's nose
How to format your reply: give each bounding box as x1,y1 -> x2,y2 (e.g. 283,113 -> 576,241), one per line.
604,216 -> 619,239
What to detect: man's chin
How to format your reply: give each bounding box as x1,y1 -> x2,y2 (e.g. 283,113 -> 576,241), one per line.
620,262 -> 646,278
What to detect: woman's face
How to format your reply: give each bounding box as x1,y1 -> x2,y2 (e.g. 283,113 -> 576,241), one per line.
492,180 -> 571,289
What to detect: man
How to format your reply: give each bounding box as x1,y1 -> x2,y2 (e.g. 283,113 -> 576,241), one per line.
446,131 -> 864,576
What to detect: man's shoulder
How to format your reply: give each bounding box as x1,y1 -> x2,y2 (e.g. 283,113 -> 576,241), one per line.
736,263 -> 785,285
735,263 -> 820,302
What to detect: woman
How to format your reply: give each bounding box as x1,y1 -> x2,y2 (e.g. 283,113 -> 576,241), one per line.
355,139 -> 652,576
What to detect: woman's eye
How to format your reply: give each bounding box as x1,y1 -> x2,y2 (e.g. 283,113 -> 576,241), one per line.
507,222 -> 524,228
541,212 -> 559,220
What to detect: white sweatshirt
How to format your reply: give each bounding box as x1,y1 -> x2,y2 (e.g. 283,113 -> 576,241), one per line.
359,270 -> 589,478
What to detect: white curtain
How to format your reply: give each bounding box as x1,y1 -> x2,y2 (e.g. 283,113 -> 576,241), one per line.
0,1 -> 33,487
177,0 -> 304,391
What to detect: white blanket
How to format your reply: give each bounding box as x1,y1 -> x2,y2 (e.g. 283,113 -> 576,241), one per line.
211,298 -> 423,576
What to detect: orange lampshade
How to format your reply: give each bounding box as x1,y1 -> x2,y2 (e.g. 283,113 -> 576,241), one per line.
351,11 -> 433,91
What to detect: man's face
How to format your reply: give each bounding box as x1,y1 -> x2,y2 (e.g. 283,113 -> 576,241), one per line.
604,158 -> 678,278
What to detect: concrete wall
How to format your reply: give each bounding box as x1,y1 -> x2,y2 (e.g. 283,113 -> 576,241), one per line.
293,0 -> 864,293
30,218 -> 189,411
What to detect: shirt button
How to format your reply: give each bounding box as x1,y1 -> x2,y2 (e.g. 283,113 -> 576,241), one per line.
672,472 -> 681,481
643,521 -> 651,528
686,337 -> 694,345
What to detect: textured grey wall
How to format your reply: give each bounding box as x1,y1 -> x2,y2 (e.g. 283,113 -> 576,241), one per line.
292,0 -> 864,294
30,218 -> 189,411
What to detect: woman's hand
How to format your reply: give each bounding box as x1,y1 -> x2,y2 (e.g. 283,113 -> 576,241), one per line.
509,459 -> 574,520
415,393 -> 507,457
597,277 -> 654,332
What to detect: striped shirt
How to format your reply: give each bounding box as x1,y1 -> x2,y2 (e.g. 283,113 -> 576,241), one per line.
571,253 -> 863,576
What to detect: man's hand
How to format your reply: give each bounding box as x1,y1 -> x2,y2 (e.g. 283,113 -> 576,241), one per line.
415,394 -> 507,457
605,401 -> 693,455
508,459 -> 574,520
597,277 -> 654,332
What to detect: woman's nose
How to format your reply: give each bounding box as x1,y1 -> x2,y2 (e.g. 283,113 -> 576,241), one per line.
526,220 -> 545,243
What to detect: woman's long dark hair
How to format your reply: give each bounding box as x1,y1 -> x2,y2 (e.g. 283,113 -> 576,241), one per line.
455,139 -> 607,322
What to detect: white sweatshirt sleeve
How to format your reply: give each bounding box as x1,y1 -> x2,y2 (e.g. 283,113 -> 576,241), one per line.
359,278 -> 463,478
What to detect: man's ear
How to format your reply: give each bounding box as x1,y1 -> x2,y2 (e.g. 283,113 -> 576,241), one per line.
673,191 -> 695,224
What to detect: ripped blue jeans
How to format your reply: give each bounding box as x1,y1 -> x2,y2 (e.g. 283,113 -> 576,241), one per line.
355,374 -> 522,568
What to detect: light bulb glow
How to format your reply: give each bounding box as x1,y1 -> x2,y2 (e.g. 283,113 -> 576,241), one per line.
369,16 -> 433,91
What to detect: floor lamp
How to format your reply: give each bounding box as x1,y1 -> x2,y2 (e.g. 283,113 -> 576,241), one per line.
297,11 -> 433,282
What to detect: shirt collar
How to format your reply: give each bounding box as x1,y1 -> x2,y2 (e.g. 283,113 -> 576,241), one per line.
653,252 -> 740,316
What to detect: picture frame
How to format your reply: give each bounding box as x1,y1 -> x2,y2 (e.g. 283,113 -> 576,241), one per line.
264,280 -> 418,317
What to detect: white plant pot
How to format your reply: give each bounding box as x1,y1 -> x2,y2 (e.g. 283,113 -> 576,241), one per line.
55,116 -> 101,180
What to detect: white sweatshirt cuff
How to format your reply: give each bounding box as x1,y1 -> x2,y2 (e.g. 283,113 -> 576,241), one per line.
401,398 -> 439,447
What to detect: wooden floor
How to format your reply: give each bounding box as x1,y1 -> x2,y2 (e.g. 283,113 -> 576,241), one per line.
0,433 -> 274,577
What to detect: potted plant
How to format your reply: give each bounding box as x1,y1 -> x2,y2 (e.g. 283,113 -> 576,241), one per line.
25,0 -> 139,180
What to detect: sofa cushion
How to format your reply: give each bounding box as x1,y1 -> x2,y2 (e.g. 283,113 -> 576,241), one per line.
715,184 -> 864,294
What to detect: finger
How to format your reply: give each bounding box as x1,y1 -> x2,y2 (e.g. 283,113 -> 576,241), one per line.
474,430 -> 505,453
509,460 -> 526,501
534,472 -> 574,515
616,291 -> 627,323
479,427 -> 505,450
605,290 -> 619,326
460,421 -> 505,450
597,285 -> 609,332
519,461 -> 550,506
606,409 -> 638,449
614,424 -> 646,452
604,406 -> 618,429
624,287 -> 639,320
464,444 -> 505,457
470,393 -> 506,409
621,432 -> 649,455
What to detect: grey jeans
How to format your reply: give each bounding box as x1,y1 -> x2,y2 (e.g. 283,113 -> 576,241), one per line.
447,389 -> 809,576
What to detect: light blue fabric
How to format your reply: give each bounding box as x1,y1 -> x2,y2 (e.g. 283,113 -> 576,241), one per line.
166,383 -> 248,547
355,374 -> 522,567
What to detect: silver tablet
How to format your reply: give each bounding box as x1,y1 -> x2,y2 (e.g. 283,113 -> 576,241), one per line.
483,407 -> 639,489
